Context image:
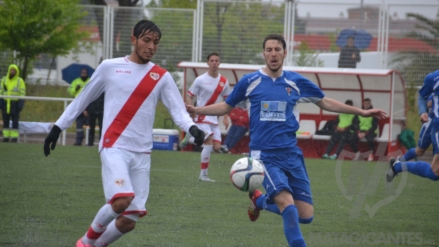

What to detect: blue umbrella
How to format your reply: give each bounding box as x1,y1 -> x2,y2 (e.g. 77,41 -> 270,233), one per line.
336,29 -> 373,49
61,63 -> 95,84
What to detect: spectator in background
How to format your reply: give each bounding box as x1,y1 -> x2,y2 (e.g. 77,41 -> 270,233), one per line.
0,64 -> 26,143
84,92 -> 104,146
348,98 -> 378,161
220,100 -> 249,154
68,68 -> 90,146
321,99 -> 355,160
338,36 -> 361,68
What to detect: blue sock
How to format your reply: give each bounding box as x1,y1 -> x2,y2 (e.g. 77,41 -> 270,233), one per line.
256,195 -> 281,215
394,161 -> 439,181
281,205 -> 306,247
402,148 -> 417,161
299,216 -> 313,224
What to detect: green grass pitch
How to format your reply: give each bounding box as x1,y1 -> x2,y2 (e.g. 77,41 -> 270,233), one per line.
0,143 -> 437,247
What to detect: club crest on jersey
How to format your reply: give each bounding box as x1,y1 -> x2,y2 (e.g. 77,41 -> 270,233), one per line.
115,179 -> 125,187
220,82 -> 224,87
150,72 -> 160,80
285,87 -> 292,96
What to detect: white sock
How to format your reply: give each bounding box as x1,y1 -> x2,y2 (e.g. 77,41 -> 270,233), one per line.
200,168 -> 208,176
82,204 -> 119,245
94,219 -> 124,247
200,145 -> 212,176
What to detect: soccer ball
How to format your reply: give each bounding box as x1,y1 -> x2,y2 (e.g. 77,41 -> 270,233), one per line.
230,157 -> 265,192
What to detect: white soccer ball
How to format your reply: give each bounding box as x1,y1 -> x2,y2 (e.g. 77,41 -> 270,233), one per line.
230,157 -> 265,192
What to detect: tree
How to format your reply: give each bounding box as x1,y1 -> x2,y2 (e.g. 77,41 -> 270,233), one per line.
202,1 -> 284,64
153,0 -> 197,9
0,0 -> 88,80
89,0 -> 141,59
391,13 -> 439,117
392,13 -> 439,88
293,41 -> 324,67
390,13 -> 439,136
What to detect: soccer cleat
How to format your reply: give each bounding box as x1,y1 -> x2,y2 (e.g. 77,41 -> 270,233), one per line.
248,189 -> 263,222
386,157 -> 398,183
179,133 -> 191,149
219,145 -> 229,154
76,238 -> 94,247
368,153 -> 374,162
329,154 -> 337,160
198,175 -> 215,182
322,154 -> 329,159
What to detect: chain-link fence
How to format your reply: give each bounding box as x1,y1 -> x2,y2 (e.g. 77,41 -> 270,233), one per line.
0,1 -> 437,88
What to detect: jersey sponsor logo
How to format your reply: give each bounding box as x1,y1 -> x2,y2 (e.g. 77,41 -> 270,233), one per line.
260,101 -> 287,121
116,70 -> 131,74
260,111 -> 286,120
115,179 -> 125,187
150,72 -> 160,80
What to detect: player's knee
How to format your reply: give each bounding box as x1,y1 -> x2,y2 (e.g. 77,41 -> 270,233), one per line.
431,164 -> 439,178
116,215 -> 137,233
299,216 -> 314,224
416,148 -> 426,156
112,196 -> 134,214
213,146 -> 221,152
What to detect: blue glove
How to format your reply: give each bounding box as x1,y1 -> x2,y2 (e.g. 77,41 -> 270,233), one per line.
189,125 -> 205,147
44,125 -> 61,156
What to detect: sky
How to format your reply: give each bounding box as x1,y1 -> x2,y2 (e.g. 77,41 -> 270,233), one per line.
294,0 -> 438,19
143,0 -> 438,19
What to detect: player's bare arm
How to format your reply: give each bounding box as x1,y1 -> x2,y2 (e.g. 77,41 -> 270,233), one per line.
187,101 -> 233,116
222,114 -> 229,129
316,97 -> 386,119
185,95 -> 196,118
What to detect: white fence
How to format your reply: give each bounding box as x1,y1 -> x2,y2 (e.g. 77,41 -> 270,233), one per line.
0,95 -> 72,145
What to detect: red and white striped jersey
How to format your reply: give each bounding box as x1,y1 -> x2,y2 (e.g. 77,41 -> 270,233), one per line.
55,57 -> 195,153
187,72 -> 230,125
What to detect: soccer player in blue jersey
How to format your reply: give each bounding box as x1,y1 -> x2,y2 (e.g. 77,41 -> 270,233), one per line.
186,34 -> 386,247
398,95 -> 434,162
387,71 -> 439,183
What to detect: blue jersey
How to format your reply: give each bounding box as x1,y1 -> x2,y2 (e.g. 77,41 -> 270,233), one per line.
428,95 -> 434,119
225,69 -> 324,150
419,70 -> 439,133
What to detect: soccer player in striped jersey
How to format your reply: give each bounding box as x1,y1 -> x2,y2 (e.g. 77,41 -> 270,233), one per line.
180,52 -> 230,182
43,20 -> 205,247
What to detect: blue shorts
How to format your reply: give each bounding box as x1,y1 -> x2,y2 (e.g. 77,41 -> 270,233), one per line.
418,119 -> 432,149
430,131 -> 439,155
250,147 -> 313,205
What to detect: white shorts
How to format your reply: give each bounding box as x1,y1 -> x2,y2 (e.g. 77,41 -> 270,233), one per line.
197,123 -> 221,143
100,148 -> 151,218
